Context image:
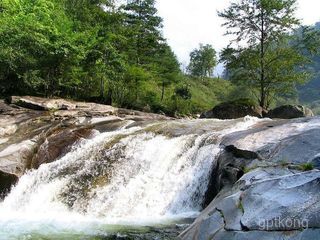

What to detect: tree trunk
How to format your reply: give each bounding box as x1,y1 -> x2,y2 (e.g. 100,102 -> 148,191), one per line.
106,85 -> 112,105
260,89 -> 266,109
259,6 -> 266,109
135,77 -> 138,101
100,77 -> 104,99
161,81 -> 165,101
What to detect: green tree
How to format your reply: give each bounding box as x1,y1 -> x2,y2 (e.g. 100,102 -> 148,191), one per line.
0,0 -> 191,116
122,0 -> 163,65
62,0 -> 125,101
0,0 -> 78,96
218,0 -> 303,108
120,0 -> 181,107
188,44 -> 217,78
154,44 -> 180,101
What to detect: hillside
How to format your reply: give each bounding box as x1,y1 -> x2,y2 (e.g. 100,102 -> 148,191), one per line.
298,22 -> 320,114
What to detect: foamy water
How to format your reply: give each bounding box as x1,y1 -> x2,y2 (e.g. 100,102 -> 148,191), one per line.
0,117 -> 265,239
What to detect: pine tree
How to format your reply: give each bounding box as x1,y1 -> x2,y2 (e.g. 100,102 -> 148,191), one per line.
122,0 -> 164,65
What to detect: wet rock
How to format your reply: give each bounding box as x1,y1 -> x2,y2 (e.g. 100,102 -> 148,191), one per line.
266,128 -> 320,165
0,170 -> 18,198
0,96 -> 172,177
216,192 -> 243,231
237,167 -> 295,188
266,105 -> 314,119
0,124 -> 17,138
180,211 -> 224,240
181,117 -> 320,240
0,100 -> 18,114
203,150 -> 246,208
31,128 -> 93,169
200,99 -> 263,119
221,117 -> 320,165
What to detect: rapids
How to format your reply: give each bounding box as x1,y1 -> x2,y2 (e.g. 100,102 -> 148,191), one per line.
0,117 -> 264,239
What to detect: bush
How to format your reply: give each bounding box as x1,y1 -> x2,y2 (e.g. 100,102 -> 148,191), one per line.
299,163 -> 314,171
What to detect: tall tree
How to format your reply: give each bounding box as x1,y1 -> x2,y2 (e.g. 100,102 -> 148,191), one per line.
218,0 -> 302,108
154,44 -> 180,101
188,44 -> 217,79
122,0 -> 164,65
120,0 -> 181,105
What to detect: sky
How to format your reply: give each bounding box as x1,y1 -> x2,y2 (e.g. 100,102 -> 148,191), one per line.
156,0 -> 320,72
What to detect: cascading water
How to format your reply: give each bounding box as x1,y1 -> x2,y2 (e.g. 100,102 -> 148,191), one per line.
0,117 -> 263,239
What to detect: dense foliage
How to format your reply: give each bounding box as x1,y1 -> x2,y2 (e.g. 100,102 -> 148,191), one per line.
219,0 -> 317,109
1,0 -> 319,116
0,0 -> 193,115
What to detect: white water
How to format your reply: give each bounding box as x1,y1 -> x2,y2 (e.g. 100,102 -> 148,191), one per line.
0,117 -> 263,239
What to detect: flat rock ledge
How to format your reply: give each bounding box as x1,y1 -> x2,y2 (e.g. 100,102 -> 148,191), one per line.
6,96 -> 172,121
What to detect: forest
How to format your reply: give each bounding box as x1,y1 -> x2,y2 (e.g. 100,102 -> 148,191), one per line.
1,0 -> 320,116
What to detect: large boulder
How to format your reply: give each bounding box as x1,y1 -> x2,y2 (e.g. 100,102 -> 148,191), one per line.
180,117 -> 320,240
266,105 -> 314,119
222,117 -> 320,165
180,169 -> 320,240
241,171 -> 320,231
0,139 -> 38,176
200,99 -> 263,119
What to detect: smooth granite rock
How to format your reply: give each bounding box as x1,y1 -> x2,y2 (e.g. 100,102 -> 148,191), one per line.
241,171 -> 320,231
181,117 -> 320,240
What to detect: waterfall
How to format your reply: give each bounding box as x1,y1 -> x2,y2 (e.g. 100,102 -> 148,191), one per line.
0,117 -> 262,238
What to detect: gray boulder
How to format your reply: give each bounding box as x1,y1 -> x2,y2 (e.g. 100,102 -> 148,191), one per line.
180,170 -> 320,240
181,117 -> 320,240
266,105 -> 314,119
241,170 -> 320,231
200,99 -> 264,119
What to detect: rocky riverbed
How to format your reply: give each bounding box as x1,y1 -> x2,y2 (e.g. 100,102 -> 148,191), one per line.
0,96 -> 319,240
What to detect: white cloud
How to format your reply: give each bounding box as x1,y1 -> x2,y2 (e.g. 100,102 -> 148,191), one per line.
156,0 -> 320,65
